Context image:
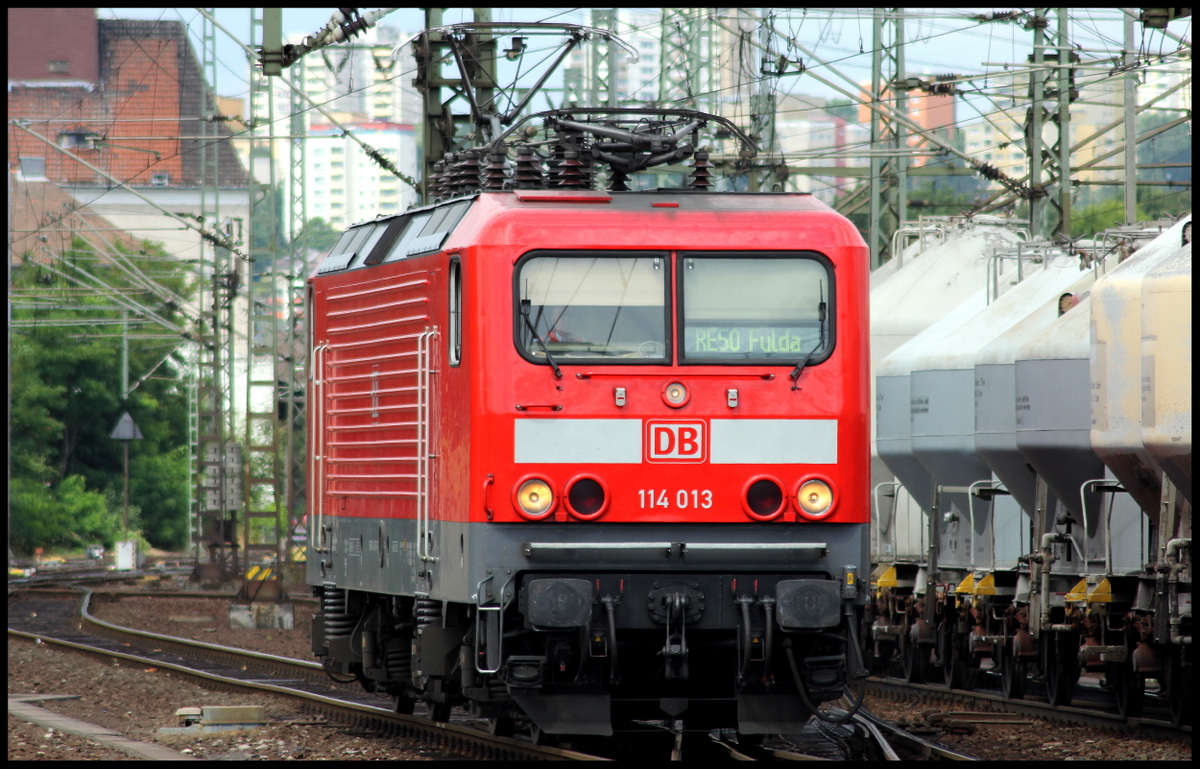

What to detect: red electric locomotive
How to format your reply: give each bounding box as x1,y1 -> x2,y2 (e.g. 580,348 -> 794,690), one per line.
307,109 -> 871,739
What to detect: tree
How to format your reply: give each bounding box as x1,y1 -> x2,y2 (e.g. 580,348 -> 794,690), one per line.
294,216 -> 342,253
10,236 -> 194,553
823,98 -> 857,123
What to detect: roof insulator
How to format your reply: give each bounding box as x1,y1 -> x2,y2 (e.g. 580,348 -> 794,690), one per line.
688,150 -> 714,190
556,150 -> 587,189
513,146 -> 546,190
483,143 -> 509,190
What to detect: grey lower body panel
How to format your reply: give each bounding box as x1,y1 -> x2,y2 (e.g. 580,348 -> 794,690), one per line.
510,693 -> 612,736
310,519 -> 870,608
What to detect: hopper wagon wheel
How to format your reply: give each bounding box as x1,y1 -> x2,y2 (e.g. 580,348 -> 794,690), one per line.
1108,658 -> 1144,718
873,639 -> 896,676
901,631 -> 928,684
940,624 -> 965,690
999,637 -> 1026,700
1043,631 -> 1078,706
1164,647 -> 1190,726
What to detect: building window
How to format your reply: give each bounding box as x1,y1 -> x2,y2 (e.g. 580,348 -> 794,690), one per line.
58,132 -> 95,150
332,161 -> 344,169
151,171 -> 170,187
331,146 -> 344,154
331,174 -> 344,182
380,201 -> 398,210
332,202 -> 343,210
48,60 -> 70,74
18,157 -> 47,181
331,188 -> 344,196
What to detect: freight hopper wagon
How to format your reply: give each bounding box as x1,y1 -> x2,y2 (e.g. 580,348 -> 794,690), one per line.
305,149 -> 872,738
871,215 -> 1191,725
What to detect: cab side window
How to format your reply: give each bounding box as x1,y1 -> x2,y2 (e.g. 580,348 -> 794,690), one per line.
448,259 -> 462,366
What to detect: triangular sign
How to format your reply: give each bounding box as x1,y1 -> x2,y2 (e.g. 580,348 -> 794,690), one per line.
110,411 -> 144,440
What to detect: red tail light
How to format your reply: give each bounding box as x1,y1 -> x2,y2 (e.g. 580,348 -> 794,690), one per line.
566,476 -> 608,520
742,476 -> 785,521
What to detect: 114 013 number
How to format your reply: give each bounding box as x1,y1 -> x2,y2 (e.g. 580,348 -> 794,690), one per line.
639,489 -> 713,509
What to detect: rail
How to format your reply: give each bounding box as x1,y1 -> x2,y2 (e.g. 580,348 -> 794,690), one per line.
8,587 -> 605,761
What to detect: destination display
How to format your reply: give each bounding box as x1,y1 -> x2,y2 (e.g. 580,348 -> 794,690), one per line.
684,325 -> 818,356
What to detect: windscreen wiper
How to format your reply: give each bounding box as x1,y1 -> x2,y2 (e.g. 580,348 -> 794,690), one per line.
521,299 -> 563,380
790,282 -> 826,391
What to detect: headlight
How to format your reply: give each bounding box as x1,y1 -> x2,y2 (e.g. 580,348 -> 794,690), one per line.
662,381 -> 690,408
515,478 -> 555,519
796,478 -> 835,519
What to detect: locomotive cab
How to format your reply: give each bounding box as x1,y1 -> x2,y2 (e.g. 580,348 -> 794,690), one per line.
307,187 -> 871,738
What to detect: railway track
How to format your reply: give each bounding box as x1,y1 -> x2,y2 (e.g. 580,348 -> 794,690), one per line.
8,588 -> 599,760
866,675 -> 1191,743
8,584 -> 969,761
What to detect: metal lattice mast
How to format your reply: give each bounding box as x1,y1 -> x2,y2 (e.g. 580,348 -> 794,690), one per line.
869,9 -> 907,269
588,10 -> 619,108
658,9 -> 713,113
1024,9 -> 1073,239
285,54 -> 309,563
194,8 -> 238,582
242,7 -> 285,598
1122,13 -> 1138,225
416,8 -> 495,205
417,8 -> 449,204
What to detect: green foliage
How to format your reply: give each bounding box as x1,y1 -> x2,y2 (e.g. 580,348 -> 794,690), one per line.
1072,198 -> 1155,238
132,447 -> 192,549
10,475 -> 122,553
295,216 -> 342,253
823,98 -> 857,122
10,235 -> 194,554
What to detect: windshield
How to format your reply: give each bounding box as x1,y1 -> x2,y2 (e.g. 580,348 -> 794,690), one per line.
680,254 -> 832,362
517,253 -> 668,361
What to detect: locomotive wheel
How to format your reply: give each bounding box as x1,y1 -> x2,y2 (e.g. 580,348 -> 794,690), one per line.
1042,632 -> 1079,707
1164,647 -> 1190,726
428,700 -> 452,722
392,693 -> 415,716
999,639 -> 1026,700
1108,659 -> 1144,718
901,633 -> 928,684
485,715 -> 515,737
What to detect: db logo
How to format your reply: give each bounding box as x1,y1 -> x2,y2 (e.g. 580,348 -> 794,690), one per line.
646,421 -> 706,463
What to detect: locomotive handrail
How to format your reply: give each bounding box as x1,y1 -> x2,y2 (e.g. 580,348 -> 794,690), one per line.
473,573 -> 516,675
681,542 -> 827,552
575,371 -> 775,380
313,343 -> 329,554
521,541 -> 828,558
415,329 -> 440,565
